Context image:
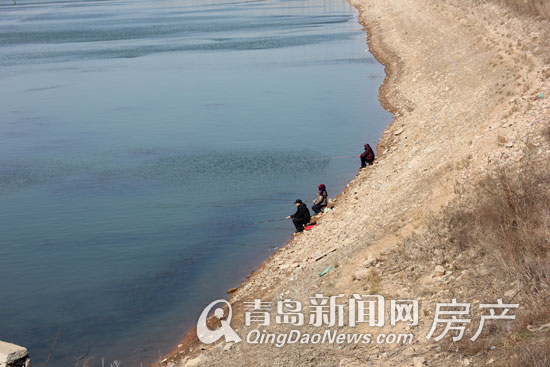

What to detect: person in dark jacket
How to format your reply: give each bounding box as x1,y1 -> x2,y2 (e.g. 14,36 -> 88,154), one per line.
312,184 -> 328,214
359,143 -> 375,168
286,199 -> 311,233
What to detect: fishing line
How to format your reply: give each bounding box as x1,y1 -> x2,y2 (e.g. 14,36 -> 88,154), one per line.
241,218 -> 287,227
309,155 -> 356,161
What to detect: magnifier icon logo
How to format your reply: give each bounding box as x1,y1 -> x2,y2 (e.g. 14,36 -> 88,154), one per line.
197,299 -> 242,344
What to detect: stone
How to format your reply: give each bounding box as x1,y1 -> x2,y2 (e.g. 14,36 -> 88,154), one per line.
433,249 -> 444,263
432,265 -> 446,277
363,256 -> 378,268
395,128 -> 404,135
184,354 -> 208,367
504,289 -> 516,299
413,357 -> 426,367
463,358 -> 471,366
353,269 -> 370,281
222,343 -> 233,352
339,358 -> 362,367
0,341 -> 30,367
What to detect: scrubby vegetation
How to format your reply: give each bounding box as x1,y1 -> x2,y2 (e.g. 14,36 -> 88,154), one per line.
484,0 -> 550,19
400,133 -> 550,365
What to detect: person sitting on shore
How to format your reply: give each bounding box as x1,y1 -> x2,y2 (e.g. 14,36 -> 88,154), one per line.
286,199 -> 311,233
359,143 -> 375,168
312,184 -> 328,214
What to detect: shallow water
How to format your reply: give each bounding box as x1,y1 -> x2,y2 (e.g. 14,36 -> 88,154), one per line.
0,0 -> 390,365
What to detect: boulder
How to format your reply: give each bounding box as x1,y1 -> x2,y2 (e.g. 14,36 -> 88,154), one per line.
0,341 -> 30,367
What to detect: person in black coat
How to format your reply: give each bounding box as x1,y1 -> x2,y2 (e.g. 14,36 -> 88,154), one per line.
286,199 -> 311,233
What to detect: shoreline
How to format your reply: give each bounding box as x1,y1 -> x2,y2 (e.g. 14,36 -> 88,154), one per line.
163,0 -> 549,365
160,0 -> 397,362
161,0 -> 400,362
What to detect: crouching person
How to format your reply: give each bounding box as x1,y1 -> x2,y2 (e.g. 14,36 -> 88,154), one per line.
312,184 -> 328,214
359,143 -> 375,168
286,199 -> 311,233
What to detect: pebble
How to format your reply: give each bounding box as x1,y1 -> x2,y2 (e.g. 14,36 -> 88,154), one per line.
362,255 -> 378,267
413,356 -> 426,367
184,354 -> 208,367
432,265 -> 446,277
339,358 -> 362,367
353,269 -> 370,281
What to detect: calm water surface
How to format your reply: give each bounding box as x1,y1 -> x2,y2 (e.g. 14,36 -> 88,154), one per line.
0,0 -> 390,365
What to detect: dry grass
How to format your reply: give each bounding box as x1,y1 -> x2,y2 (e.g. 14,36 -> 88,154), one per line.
472,161 -> 550,296
482,0 -> 550,19
506,337 -> 550,367
400,144 -> 550,363
365,269 -> 382,294
436,146 -> 549,295
542,124 -> 550,142
475,0 -> 550,64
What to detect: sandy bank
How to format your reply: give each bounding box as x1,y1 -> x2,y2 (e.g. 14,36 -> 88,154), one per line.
162,0 -> 549,366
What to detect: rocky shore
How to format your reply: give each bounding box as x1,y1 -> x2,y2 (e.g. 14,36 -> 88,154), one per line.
163,0 -> 549,365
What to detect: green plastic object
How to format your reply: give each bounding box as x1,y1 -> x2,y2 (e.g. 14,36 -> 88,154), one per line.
319,266 -> 333,277
538,93 -> 544,99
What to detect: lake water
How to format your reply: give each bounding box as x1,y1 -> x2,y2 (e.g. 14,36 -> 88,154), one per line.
0,0 -> 390,365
